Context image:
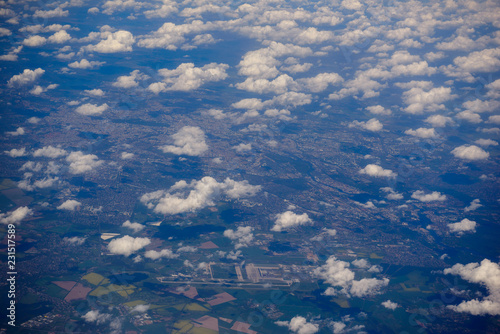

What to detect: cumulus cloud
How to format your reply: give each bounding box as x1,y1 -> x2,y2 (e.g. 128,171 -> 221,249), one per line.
75,103 -> 109,116
465,199 -> 482,212
448,218 -> 477,234
121,152 -> 134,159
381,300 -> 399,310
359,164 -> 397,178
444,259 -> 500,316
66,151 -> 103,174
30,84 -> 58,95
402,86 -> 456,114
84,89 -> 105,97
63,236 -> 86,245
380,187 -> 403,200
144,248 -> 179,260
404,127 -> 438,139
348,118 -> 383,132
68,59 -> 105,69
5,148 -> 26,157
148,63 -> 228,92
271,211 -> 312,232
57,200 -> 82,211
86,30 -> 135,53
475,139 -> 498,147
7,68 -> 44,87
122,220 -> 144,233
453,48 -> 500,73
48,30 -> 71,43
275,316 -> 319,334
113,70 -> 148,88
33,7 -> 68,18
224,226 -> 254,249
314,256 -> 388,298
160,126 -> 208,156
33,146 -> 67,158
140,177 -> 260,215
6,127 -> 25,136
425,115 -> 453,127
451,145 -> 489,160
366,105 -> 391,115
108,235 -> 151,256
23,35 -> 47,47
233,143 -> 252,152
0,207 -> 33,225
411,190 -> 446,202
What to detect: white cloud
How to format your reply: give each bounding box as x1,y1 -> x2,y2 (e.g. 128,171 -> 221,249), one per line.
144,248 -> 178,260
352,259 -> 370,269
33,7 -> 69,18
381,187 -> 403,200
366,105 -> 391,115
6,127 -> 25,136
224,226 -> 254,249
5,148 -> 26,157
448,218 -> 477,234
112,70 -> 148,88
75,103 -> 109,116
57,200 -> 82,211
404,127 -> 438,139
48,30 -> 71,43
402,86 -> 456,114
63,236 -> 86,245
298,73 -> 343,93
350,278 -> 390,297
453,48 -> 500,73
86,30 -> 135,53
82,310 -> 111,324
444,259 -> 500,316
30,84 -> 58,95
475,139 -> 498,147
8,68 -> 44,87
0,46 -> 23,61
130,304 -> 150,313
140,177 -> 260,215
108,235 -> 151,256
488,115 -> 500,124
149,63 -> 228,92
381,300 -> 399,310
275,316 -> 319,334
349,118 -> 383,131
33,146 -> 67,158
0,207 -> 32,225
68,59 -> 105,69
465,199 -> 482,212
84,89 -> 105,97
451,145 -> 489,160
23,35 -> 47,47
359,164 -> 397,178
66,151 -> 104,174
121,152 -> 134,159
233,143 -> 252,152
271,211 -> 312,232
160,126 -> 208,156
457,111 -> 482,123
411,190 -> 446,202
425,115 -> 453,127
122,220 -> 144,233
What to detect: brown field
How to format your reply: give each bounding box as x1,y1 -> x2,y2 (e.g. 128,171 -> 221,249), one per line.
64,283 -> 92,302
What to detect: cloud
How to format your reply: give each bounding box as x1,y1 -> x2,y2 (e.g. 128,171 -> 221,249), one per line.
48,30 -> 71,43
75,103 -> 109,116
380,187 -> 403,200
63,236 -> 86,245
112,70 -> 148,88
160,126 -> 208,156
68,59 -> 105,69
121,152 -> 134,159
366,105 -> 391,115
122,220 -> 144,233
7,68 -> 44,87
23,35 -> 47,47
5,148 -> 26,157
448,218 -> 477,234
0,46 -> 23,61
275,316 -> 319,334
84,89 -> 105,97
57,200 -> 82,211
444,259 -> 500,316
130,304 -> 150,313
140,177 -> 260,215
82,310 -> 111,324
0,207 -> 33,225
475,139 -> 498,147
30,84 -> 58,95
359,164 -> 397,178
348,118 -> 383,132
224,226 -> 254,249
108,235 -> 151,256
411,190 -> 446,202
465,199 -> 482,212
66,151 -> 104,174
33,7 -> 69,18
148,63 -> 228,92
352,259 -> 370,269
233,143 -> 252,152
144,248 -> 178,260
271,211 -> 312,232
33,146 -> 67,158
404,127 -> 438,139
451,145 -> 489,160
381,300 -> 399,310
86,30 -> 135,53
350,278 -> 390,297
402,86 -> 457,114
6,127 -> 25,136
425,115 -> 453,127
453,48 -> 500,73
